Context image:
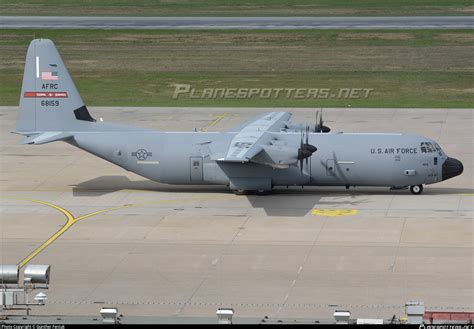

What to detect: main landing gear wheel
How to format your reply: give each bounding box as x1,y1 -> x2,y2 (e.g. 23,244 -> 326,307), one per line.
410,185 -> 423,195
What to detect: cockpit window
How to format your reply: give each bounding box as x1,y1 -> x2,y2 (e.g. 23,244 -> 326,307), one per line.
426,143 -> 434,153
420,142 -> 427,153
421,142 -> 443,154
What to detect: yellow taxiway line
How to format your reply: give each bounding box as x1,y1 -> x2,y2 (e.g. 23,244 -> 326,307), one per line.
6,198 -> 133,268
311,209 -> 358,217
2,195 -> 224,268
200,114 -> 225,132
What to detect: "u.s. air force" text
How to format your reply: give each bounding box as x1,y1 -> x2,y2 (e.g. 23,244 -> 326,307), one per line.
370,147 -> 418,154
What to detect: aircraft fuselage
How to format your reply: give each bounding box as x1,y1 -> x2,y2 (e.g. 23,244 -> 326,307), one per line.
71,130 -> 462,192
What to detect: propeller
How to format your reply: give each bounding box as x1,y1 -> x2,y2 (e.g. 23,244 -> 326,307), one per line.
297,125 -> 317,172
315,109 -> 331,133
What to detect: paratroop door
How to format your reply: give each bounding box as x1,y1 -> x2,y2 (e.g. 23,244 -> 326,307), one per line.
326,159 -> 335,176
190,156 -> 203,181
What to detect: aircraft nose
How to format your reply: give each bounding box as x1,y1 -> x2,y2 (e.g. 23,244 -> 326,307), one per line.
442,157 -> 464,181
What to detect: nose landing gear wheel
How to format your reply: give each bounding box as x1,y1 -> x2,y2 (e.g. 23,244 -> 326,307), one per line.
410,184 -> 423,195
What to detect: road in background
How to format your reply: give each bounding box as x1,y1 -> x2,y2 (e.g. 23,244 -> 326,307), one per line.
1,16 -> 473,29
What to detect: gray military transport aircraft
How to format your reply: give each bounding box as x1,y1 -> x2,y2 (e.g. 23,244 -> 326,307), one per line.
14,39 -> 464,195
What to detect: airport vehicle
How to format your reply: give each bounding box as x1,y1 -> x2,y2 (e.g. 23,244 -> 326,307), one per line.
14,39 -> 463,194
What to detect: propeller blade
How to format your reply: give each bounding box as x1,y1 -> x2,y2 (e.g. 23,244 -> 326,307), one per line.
297,124 -> 318,173
300,127 -> 304,148
315,109 -> 323,132
306,125 -> 309,145
315,110 -> 319,132
315,109 -> 318,127
314,108 -> 331,133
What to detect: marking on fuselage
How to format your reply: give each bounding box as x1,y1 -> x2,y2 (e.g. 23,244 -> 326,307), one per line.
311,209 -> 358,217
132,149 -> 152,160
137,160 -> 160,164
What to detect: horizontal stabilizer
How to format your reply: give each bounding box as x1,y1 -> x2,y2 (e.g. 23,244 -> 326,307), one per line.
14,131 -> 73,145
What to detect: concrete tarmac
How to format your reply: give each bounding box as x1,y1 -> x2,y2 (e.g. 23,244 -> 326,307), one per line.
0,107 -> 472,321
1,16 -> 474,29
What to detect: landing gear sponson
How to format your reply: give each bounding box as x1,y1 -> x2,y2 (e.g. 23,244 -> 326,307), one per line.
233,185 -> 426,195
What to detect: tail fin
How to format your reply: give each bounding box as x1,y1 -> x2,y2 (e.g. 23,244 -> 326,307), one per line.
16,39 -> 95,133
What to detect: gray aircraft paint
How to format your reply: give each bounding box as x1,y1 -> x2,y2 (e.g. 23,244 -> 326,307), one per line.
15,39 -> 463,194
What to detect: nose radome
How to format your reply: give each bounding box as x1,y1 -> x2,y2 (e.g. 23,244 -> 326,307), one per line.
442,157 -> 464,181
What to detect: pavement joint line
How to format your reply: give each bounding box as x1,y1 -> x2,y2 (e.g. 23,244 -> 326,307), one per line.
79,239 -> 140,307
276,214 -> 327,316
1,195 -> 225,268
174,214 -> 250,316
380,216 -> 407,307
455,192 -> 463,217
31,147 -> 80,192
384,194 -> 395,218
47,299 -> 472,310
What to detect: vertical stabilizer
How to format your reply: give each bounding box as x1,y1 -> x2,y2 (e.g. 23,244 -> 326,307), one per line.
16,39 -> 95,133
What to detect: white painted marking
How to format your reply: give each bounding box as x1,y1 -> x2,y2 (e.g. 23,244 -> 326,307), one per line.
136,161 -> 160,164
35,56 -> 39,78
291,279 -> 296,287
297,266 -> 303,274
337,161 -> 355,164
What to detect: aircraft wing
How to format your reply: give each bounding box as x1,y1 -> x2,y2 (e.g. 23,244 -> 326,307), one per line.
217,111 -> 292,163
